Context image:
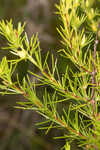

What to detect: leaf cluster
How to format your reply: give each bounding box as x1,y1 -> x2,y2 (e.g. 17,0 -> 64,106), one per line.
0,0 -> 100,149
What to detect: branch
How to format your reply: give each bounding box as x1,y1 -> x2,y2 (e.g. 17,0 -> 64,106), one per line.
91,22 -> 100,115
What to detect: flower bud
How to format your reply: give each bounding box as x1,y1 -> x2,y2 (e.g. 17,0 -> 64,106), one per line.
17,50 -> 27,59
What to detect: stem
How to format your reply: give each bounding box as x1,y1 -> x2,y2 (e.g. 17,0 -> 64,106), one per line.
91,35 -> 98,115
91,21 -> 100,116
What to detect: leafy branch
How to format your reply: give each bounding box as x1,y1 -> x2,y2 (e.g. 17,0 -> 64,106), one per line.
0,0 -> 100,149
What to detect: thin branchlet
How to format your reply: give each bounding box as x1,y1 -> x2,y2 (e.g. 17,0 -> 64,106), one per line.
91,22 -> 100,116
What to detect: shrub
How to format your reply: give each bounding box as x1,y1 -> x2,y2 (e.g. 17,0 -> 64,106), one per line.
0,0 -> 100,149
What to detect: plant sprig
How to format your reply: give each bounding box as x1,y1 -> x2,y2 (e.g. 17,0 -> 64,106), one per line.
0,0 -> 100,149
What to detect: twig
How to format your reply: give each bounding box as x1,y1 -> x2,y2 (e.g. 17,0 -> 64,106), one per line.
91,35 -> 98,115
91,21 -> 100,115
